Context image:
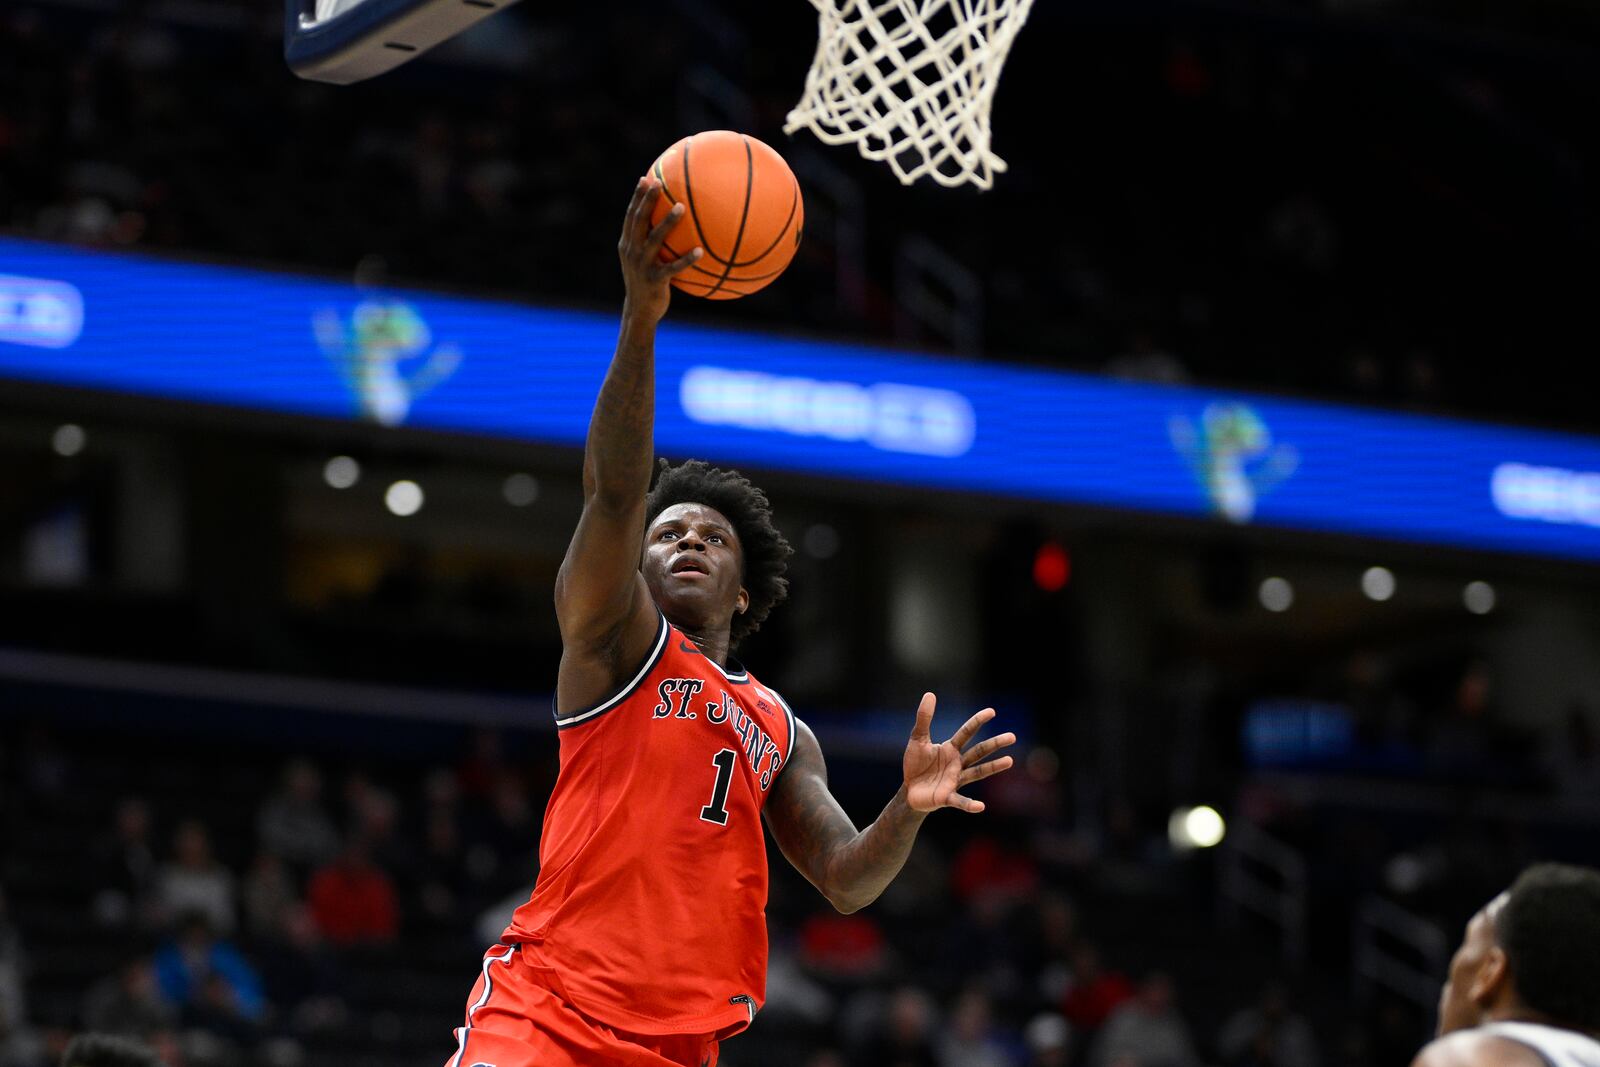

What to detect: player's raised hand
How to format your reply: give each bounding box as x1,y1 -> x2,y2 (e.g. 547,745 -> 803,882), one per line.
618,177 -> 703,324
902,692 -> 1016,813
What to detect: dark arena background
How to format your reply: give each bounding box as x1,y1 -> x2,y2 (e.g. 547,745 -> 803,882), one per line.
4,1 -> 1600,1065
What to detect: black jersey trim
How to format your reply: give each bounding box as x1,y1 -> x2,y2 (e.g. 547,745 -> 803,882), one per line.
771,690 -> 798,783
676,638 -> 750,684
553,612 -> 670,730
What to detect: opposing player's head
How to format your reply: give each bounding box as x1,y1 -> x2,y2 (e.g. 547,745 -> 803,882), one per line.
1437,863 -> 1600,1036
642,459 -> 791,648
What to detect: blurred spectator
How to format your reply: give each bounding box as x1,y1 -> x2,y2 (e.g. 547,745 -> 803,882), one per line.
1217,984 -> 1318,1067
937,987 -> 1010,1067
1089,972 -> 1199,1067
1341,651 -> 1420,756
1425,659 -> 1501,779
89,798 -> 158,930
1543,703 -> 1600,798
762,942 -> 836,1029
984,746 -> 1064,821
0,1032 -> 43,1067
254,907 -> 347,1035
306,843 -> 399,946
240,851 -> 298,943
1025,891 -> 1078,1005
0,886 -> 42,1067
465,774 -> 538,894
153,821 -> 235,936
476,884 -> 535,946
798,910 -> 890,982
1093,800 -> 1171,897
951,836 -> 1039,905
873,843 -> 950,924
1104,329 -> 1189,385
340,771 -> 398,843
350,788 -> 413,884
255,760 -> 339,871
0,887 -> 24,996
151,913 -> 265,1026
850,986 -> 939,1067
81,959 -> 177,1038
1060,944 -> 1133,1032
945,891 -> 1025,1002
422,767 -> 462,822
455,729 -> 508,801
414,809 -> 470,931
0,983 -> 35,1067
1023,1013 -> 1071,1067
17,726 -> 68,800
59,1033 -> 165,1067
1363,996 -> 1427,1067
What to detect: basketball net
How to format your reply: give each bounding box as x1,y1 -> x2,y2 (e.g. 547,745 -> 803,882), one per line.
784,0 -> 1036,190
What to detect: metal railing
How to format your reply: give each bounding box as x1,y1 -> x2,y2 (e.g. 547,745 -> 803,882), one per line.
1218,819 -> 1309,965
894,234 -> 983,353
1353,895 -> 1449,1012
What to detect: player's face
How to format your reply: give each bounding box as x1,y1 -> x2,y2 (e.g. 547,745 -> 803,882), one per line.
642,503 -> 749,633
1436,898 -> 1506,1035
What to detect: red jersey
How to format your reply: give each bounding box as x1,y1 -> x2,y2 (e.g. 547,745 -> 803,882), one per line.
503,610 -> 797,1037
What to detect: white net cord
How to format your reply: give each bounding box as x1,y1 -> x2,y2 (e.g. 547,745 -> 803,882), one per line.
784,0 -> 1036,190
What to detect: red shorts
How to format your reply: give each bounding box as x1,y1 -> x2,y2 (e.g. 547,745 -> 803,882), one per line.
444,944 -> 721,1067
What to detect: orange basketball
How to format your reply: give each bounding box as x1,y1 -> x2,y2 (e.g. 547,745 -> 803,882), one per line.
647,130 -> 804,300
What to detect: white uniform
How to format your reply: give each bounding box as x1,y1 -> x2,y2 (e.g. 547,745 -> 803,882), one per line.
1481,1022 -> 1600,1067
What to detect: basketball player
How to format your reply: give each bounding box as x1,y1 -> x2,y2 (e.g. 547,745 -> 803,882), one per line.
1410,863 -> 1600,1067
444,178 -> 1017,1067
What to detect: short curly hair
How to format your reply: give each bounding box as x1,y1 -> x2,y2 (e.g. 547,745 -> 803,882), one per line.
1495,862 -> 1600,1031
644,459 -> 791,648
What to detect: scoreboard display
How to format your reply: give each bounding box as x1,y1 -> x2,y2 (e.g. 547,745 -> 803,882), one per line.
5,237 -> 1600,564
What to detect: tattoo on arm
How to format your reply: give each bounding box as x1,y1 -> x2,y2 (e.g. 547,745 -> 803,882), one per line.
551,317 -> 658,655
767,720 -> 928,913
583,322 -> 656,504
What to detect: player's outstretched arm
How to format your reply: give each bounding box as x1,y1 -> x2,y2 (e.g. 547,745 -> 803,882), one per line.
764,693 -> 1015,914
555,180 -> 701,681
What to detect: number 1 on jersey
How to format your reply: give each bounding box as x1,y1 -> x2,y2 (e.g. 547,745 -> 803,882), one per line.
700,748 -> 736,826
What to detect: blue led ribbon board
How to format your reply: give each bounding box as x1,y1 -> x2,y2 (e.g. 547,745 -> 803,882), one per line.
285,0 -> 517,84
5,237 -> 1600,564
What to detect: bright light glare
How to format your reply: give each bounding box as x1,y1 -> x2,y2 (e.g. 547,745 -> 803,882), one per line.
385,480 -> 423,516
1169,805 -> 1227,851
1259,577 -> 1293,612
323,455 -> 361,489
52,424 -> 86,457
1463,580 -> 1496,615
1361,566 -> 1396,601
503,473 -> 540,507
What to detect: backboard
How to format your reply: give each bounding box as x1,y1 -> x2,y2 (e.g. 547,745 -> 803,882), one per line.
285,0 -> 519,84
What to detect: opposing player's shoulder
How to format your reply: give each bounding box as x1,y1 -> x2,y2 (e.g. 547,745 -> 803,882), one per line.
1411,1030 -> 1549,1067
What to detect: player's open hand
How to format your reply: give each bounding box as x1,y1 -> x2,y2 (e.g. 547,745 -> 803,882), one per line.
618,177 -> 702,324
902,693 -> 1016,813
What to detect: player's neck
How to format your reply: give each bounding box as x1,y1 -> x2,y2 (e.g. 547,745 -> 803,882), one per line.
676,624 -> 732,668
